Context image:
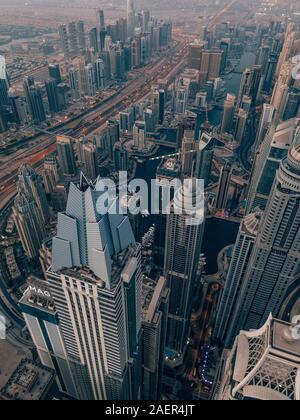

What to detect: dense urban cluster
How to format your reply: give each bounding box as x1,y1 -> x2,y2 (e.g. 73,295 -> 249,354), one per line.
0,0 -> 300,403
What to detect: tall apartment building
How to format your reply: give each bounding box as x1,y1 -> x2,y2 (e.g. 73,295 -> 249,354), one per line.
215,162 -> 232,210
142,276 -> 170,400
247,118 -> 299,213
164,180 -> 205,360
224,141 -> 300,346
21,179 -> 142,400
56,135 -> 77,176
18,164 -> 49,224
12,191 -> 46,259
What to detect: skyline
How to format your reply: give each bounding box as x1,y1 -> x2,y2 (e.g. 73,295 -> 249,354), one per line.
0,0 -> 300,404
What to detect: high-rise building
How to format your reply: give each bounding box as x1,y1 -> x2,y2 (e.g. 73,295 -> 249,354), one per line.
68,21 -> 79,54
127,0 -> 135,38
82,143 -> 98,180
275,23 -> 300,78
99,51 -> 111,82
114,143 -> 129,172
221,94 -> 235,134
235,108 -> 248,143
151,88 -> 165,125
213,211 -> 262,345
144,108 -> 156,134
174,84 -> 189,115
68,68 -> 80,99
181,131 -> 195,175
0,103 -> 8,132
25,81 -> 46,124
58,24 -> 70,56
188,41 -> 206,70
283,88 -> 300,121
30,179 -> 142,400
105,119 -> 120,160
164,180 -> 205,359
99,10 -> 106,51
195,132 -> 214,187
214,315 -> 300,401
154,158 -> 182,268
77,20 -> 86,52
18,164 -> 50,224
131,37 -> 141,67
12,191 -> 46,259
56,135 -> 77,176
45,78 -> 61,114
8,88 -> 22,125
224,141 -> 300,346
247,118 -> 299,212
89,27 -> 99,53
133,121 -> 146,150
84,63 -> 96,97
0,55 -> 9,107
142,276 -> 170,400
236,66 -> 262,109
215,162 -> 232,210
48,64 -> 62,84
271,61 -> 293,118
94,59 -> 106,90
42,156 -> 59,195
254,103 -> 275,150
119,109 -> 134,132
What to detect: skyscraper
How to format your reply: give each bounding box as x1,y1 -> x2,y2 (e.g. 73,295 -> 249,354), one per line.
133,121 -> 146,150
42,156 -> 59,195
68,68 -> 80,99
94,59 -> 106,90
18,164 -> 50,225
44,180 -> 142,400
254,103 -> 275,151
215,162 -> 232,210
45,78 -> 61,114
213,211 -> 262,345
236,66 -> 262,109
48,64 -> 62,84
214,315 -> 300,401
99,10 -> 106,51
84,63 -> 96,97
68,21 -> 79,54
164,180 -> 205,360
56,135 -> 77,176
235,108 -> 248,143
247,118 -> 299,212
142,276 -> 170,400
89,27 -> 99,53
82,143 -> 98,180
221,94 -> 235,134
58,24 -> 70,56
225,141 -> 300,346
24,80 -> 46,124
181,131 -> 195,176
77,20 -> 86,52
114,143 -> 129,172
105,119 -> 120,160
195,132 -> 214,187
127,0 -> 135,39
12,191 -> 46,259
0,55 -> 9,107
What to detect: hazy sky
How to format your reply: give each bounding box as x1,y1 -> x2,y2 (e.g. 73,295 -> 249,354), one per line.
0,0 -> 221,27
